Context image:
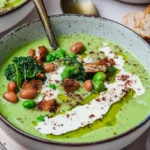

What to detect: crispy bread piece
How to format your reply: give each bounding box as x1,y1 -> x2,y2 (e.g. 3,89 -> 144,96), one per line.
144,5 -> 150,17
22,80 -> 43,93
37,99 -> 58,112
122,5 -> 150,40
38,46 -> 48,61
122,12 -> 144,28
84,63 -> 107,73
139,5 -> 150,36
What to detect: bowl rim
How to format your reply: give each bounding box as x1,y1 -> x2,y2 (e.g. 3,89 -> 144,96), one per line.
0,14 -> 150,146
0,0 -> 30,16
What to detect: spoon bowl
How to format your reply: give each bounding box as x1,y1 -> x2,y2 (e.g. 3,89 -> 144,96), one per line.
61,0 -> 100,16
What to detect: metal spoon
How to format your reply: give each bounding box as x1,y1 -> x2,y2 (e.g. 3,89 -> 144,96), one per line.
32,0 -> 58,50
61,0 -> 100,16
0,142 -> 7,150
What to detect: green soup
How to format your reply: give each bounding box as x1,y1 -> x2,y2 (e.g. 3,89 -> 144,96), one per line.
0,0 -> 24,10
0,34 -> 149,143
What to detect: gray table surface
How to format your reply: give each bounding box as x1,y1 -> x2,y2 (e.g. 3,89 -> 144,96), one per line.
0,0 -> 149,150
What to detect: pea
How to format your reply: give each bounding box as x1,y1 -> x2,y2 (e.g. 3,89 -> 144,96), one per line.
37,115 -> 45,122
93,72 -> 106,82
46,53 -> 56,62
61,68 -> 70,79
22,100 -> 36,109
54,49 -> 66,58
49,84 -> 56,89
93,81 -> 105,93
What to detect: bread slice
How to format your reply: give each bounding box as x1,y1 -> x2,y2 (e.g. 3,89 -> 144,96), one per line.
133,28 -> 150,39
139,5 -> 150,35
144,5 -> 150,18
122,12 -> 144,28
122,5 -> 150,41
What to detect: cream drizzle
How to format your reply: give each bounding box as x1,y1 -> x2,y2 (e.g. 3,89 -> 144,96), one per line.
35,44 -> 145,135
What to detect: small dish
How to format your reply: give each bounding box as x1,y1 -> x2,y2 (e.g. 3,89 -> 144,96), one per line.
0,1 -> 34,33
119,0 -> 150,4
0,0 -> 29,16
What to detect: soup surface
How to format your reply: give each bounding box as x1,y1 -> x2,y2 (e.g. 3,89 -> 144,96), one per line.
0,34 -> 150,143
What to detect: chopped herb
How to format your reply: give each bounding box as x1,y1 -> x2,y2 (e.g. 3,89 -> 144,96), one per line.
49,84 -> 56,89
115,52 -> 127,60
37,115 -> 45,122
107,66 -> 119,83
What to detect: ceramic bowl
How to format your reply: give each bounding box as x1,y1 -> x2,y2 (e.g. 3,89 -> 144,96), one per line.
0,15 -> 149,150
119,0 -> 150,4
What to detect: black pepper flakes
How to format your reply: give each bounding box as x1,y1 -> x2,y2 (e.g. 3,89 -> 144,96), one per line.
66,114 -> 70,118
110,99 -> 113,102
89,114 -> 95,118
89,51 -> 94,54
96,98 -> 100,102
102,97 -> 106,101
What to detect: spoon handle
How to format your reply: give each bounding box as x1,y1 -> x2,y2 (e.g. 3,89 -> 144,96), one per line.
0,142 -> 7,150
33,0 -> 58,50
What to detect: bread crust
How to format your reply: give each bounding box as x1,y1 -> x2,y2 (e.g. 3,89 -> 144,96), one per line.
122,12 -> 143,28
122,5 -> 150,40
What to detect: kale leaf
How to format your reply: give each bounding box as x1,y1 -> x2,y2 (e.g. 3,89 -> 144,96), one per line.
4,56 -> 44,87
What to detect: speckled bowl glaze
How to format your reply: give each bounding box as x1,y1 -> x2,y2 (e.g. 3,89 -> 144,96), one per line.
119,0 -> 150,4
0,15 -> 150,150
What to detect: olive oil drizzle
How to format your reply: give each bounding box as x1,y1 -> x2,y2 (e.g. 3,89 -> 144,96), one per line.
46,90 -> 135,139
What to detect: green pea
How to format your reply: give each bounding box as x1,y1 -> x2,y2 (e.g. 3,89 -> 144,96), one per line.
93,81 -> 105,93
61,68 -> 70,79
49,84 -> 56,89
22,100 -> 36,109
37,115 -> 45,122
46,53 -> 56,62
93,72 -> 106,82
54,49 -> 66,58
